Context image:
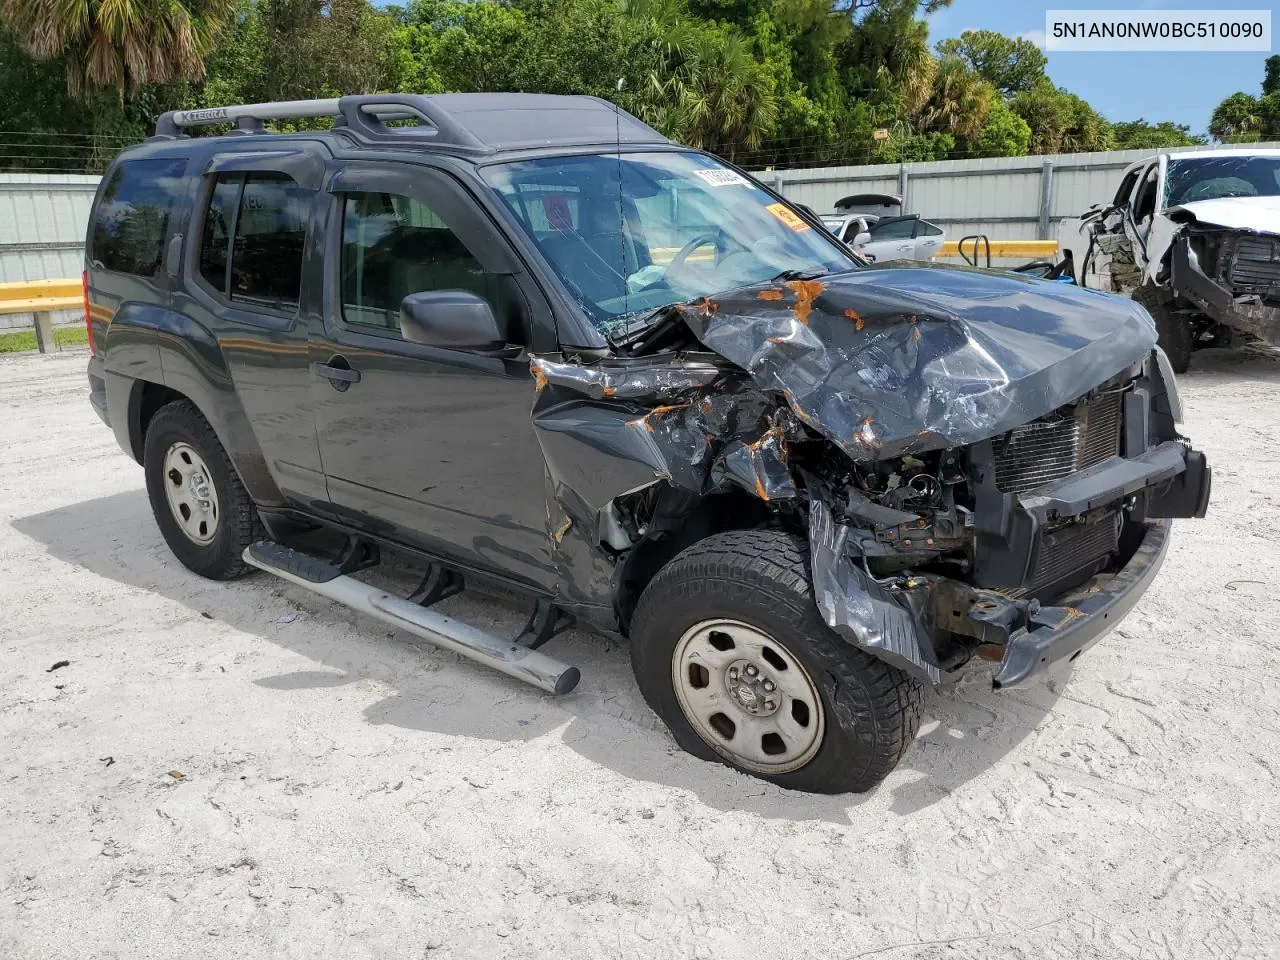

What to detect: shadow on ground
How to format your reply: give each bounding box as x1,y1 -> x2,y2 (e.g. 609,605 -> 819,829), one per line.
14,489 -> 1063,822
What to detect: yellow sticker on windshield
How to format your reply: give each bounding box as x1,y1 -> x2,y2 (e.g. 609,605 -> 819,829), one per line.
766,203 -> 810,232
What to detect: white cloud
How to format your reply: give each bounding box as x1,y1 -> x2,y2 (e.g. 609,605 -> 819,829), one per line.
1018,29 -> 1047,50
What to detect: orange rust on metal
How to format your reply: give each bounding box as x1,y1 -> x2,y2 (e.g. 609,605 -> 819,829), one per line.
531,364 -> 549,392
786,279 -> 825,325
1060,606 -> 1086,624
754,474 -> 769,501
693,297 -> 719,317
552,518 -> 573,544
975,643 -> 1005,662
757,289 -> 785,301
601,385 -> 617,397
628,402 -> 692,433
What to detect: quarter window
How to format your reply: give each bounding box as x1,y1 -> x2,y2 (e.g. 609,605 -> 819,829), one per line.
91,158 -> 187,277
195,172 -> 311,311
339,191 -> 524,342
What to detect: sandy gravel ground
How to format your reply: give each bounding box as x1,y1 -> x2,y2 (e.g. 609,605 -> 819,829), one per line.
2,347 -> 1279,960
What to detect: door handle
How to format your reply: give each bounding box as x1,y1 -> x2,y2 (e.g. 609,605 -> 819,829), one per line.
312,359 -> 361,391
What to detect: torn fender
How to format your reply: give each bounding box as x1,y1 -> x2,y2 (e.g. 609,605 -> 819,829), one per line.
677,264 -> 1158,461
809,499 -> 940,683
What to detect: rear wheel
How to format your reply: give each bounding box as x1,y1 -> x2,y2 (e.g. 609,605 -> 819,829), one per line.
143,399 -> 263,580
630,530 -> 922,794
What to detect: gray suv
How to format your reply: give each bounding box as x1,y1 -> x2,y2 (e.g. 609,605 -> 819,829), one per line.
85,94 -> 1210,794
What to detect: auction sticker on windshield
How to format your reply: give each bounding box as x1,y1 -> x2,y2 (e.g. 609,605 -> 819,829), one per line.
694,169 -> 749,187
766,203 -> 811,232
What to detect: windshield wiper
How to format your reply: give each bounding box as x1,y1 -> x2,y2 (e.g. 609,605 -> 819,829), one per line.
771,268 -> 830,282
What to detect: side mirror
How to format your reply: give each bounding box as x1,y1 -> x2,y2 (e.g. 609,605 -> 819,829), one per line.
851,231 -> 871,248
399,290 -> 504,351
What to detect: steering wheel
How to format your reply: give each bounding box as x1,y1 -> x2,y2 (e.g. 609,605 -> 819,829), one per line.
667,232 -> 721,272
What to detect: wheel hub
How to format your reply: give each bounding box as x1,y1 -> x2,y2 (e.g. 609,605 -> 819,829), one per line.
161,442 -> 220,546
725,659 -> 780,716
670,619 -> 826,775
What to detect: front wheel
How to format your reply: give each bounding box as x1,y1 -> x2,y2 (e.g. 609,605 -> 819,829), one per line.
629,530 -> 922,794
1135,284 -> 1193,373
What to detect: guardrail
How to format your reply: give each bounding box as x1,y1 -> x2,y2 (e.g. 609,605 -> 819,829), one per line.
0,279 -> 83,353
937,239 -> 1059,260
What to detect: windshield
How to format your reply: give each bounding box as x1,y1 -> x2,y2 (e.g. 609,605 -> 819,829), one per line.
481,151 -> 855,335
1164,155 -> 1280,207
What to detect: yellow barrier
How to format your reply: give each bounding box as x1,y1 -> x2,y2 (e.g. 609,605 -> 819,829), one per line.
937,240 -> 1059,259
0,278 -> 83,353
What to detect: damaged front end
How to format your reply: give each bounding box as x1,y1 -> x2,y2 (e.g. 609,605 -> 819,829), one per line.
1171,223 -> 1280,344
531,265 -> 1211,688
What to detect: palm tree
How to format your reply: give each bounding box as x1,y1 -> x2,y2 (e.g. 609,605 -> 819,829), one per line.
625,0 -> 778,159
913,55 -> 991,140
0,0 -> 236,98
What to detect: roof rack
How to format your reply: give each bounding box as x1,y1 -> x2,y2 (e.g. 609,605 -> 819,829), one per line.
153,94 -> 490,152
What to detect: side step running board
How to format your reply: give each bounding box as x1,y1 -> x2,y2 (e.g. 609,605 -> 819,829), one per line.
243,541 -> 580,695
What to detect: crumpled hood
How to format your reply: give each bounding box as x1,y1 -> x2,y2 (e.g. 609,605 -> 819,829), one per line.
1168,195 -> 1280,234
677,262 -> 1157,460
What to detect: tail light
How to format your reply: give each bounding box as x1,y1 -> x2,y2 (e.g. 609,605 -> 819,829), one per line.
82,270 -> 94,355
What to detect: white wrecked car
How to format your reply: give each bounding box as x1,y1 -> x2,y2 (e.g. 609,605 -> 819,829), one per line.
1058,149 -> 1280,371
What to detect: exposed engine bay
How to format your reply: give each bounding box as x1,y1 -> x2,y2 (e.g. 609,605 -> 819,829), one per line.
529,265 -> 1212,687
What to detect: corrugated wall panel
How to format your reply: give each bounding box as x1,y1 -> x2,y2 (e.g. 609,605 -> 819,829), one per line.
0,174 -> 100,329
773,142 -> 1280,245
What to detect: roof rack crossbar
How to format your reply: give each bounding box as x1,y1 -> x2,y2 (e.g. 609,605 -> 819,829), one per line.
153,95 -> 490,152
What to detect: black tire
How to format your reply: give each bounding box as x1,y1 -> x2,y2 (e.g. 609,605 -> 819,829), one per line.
1135,285 -> 1193,373
143,399 -> 263,580
629,530 -> 922,794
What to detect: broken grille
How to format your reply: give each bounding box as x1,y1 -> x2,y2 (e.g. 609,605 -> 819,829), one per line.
992,390 -> 1124,496
1029,514 -> 1120,594
1228,236 -> 1280,290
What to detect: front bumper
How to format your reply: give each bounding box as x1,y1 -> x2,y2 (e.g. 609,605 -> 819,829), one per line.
990,518 -> 1170,688
1172,236 -> 1280,344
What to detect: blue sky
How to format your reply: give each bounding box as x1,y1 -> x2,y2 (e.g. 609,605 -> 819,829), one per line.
925,0 -> 1277,136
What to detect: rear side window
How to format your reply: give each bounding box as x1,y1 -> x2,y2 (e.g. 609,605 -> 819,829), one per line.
196,173 -> 311,311
91,158 -> 187,277
868,218 -> 916,240
918,220 -> 943,237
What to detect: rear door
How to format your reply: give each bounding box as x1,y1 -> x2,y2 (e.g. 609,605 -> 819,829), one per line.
308,161 -> 557,591
860,216 -> 918,261
175,151 -> 328,507
912,219 -> 945,260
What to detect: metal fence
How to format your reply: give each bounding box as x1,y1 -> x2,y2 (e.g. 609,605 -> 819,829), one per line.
766,141 -> 1280,248
4,141 -> 1280,329
0,172 -> 99,329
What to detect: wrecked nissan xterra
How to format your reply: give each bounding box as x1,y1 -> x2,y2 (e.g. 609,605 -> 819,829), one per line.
1059,149 -> 1280,372
86,95 -> 1210,794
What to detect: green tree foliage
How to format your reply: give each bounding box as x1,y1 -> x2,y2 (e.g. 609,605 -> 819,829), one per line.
1010,80 -> 1114,154
0,0 -> 236,97
1264,55 -> 1280,97
0,28 -> 154,170
0,0 -> 1209,173
962,92 -> 1030,157
1111,119 -> 1206,150
1209,92 -> 1263,142
935,29 -> 1046,96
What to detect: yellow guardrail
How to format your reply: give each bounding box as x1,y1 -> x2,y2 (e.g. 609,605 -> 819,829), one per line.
937,240 -> 1059,259
0,278 -> 84,353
